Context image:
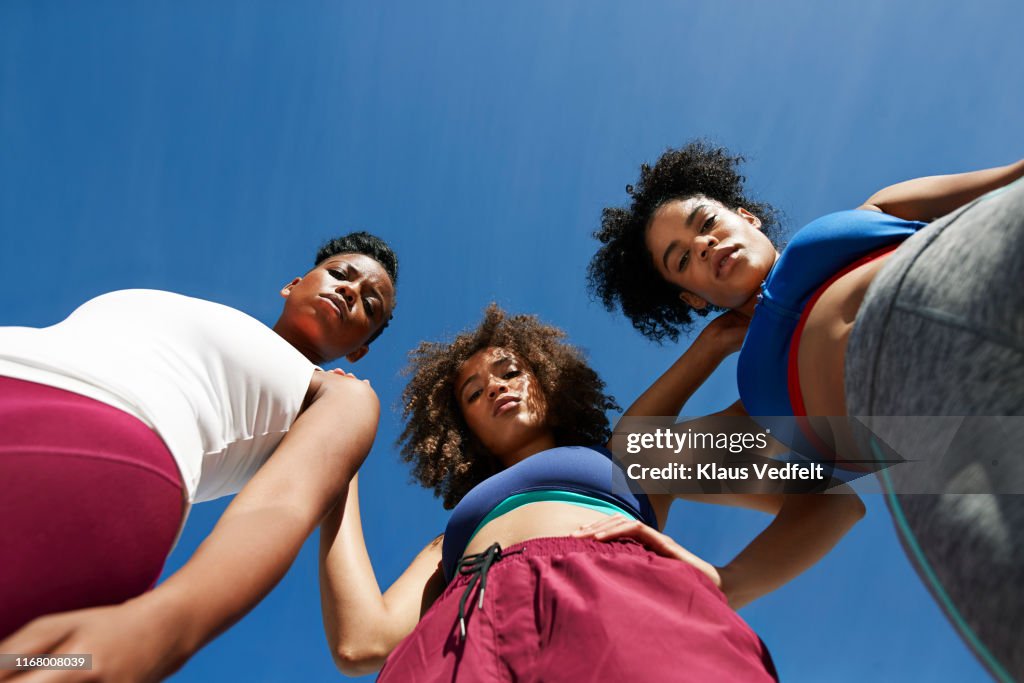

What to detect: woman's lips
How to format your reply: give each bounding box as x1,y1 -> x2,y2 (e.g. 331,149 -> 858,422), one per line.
493,395 -> 521,416
714,246 -> 740,279
321,293 -> 348,318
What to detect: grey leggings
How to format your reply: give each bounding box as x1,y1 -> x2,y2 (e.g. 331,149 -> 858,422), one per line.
846,177 -> 1024,682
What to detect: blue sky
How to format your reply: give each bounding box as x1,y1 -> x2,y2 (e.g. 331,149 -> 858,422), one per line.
2,1 -> 1021,681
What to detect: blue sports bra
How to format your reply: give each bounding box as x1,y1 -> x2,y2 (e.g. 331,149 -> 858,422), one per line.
441,445 -> 658,581
737,210 -> 926,419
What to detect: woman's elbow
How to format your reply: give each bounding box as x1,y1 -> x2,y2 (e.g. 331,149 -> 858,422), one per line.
833,490 -> 866,527
790,489 -> 865,528
331,642 -> 390,677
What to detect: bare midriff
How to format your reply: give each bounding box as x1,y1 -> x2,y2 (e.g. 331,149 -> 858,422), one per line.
796,251 -> 893,453
462,502 -> 624,558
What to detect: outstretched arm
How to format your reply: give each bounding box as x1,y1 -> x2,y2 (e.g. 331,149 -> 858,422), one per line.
319,475 -> 445,676
0,373 -> 380,683
860,158 -> 1024,221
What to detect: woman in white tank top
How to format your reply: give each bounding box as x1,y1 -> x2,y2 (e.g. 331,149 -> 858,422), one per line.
0,232 -> 397,682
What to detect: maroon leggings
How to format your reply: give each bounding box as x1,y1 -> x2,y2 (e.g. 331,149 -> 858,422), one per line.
0,377 -> 184,639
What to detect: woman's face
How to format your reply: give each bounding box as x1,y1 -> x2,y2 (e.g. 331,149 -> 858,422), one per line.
644,197 -> 778,312
277,253 -> 395,364
455,347 -> 556,467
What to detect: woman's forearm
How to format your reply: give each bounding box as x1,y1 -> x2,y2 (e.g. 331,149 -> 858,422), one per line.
623,324 -> 738,419
864,158 -> 1024,221
146,377 -> 380,670
717,491 -> 865,609
624,343 -> 726,418
140,495 -> 324,662
319,476 -> 398,675
319,476 -> 445,675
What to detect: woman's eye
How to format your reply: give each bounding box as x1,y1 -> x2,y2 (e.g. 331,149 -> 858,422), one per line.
364,298 -> 375,317
678,252 -> 690,272
701,215 -> 716,232
503,370 -> 521,380
328,269 -> 343,280
467,389 -> 482,403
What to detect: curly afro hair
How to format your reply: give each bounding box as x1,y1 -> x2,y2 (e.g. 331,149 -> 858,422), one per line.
588,140 -> 781,343
398,304 -> 619,509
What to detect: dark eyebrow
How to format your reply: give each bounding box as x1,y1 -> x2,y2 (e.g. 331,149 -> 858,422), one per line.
491,357 -> 513,371
365,283 -> 385,318
687,203 -> 708,227
341,261 -> 386,319
325,258 -> 352,273
458,373 -> 479,399
661,203 -> 710,272
662,240 -> 681,273
459,357 -> 513,399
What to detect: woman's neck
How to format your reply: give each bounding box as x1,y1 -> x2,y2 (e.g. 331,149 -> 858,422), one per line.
734,248 -> 781,318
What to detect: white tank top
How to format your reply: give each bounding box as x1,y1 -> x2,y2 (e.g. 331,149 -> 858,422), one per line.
0,290 -> 317,504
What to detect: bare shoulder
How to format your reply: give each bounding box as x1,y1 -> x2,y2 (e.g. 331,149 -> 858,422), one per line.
307,370 -> 380,408
293,371 -> 381,447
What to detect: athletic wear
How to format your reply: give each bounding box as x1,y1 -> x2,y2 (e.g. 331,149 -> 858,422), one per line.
467,490 -> 640,548
379,536 -> 778,683
785,245 -> 898,419
737,210 -> 926,418
0,377 -> 184,639
0,289 -> 316,503
846,178 -> 1024,681
441,446 -> 658,581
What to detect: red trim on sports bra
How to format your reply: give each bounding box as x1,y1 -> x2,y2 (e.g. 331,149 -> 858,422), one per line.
786,244 -> 900,460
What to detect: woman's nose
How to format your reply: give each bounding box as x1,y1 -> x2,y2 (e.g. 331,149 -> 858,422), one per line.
487,383 -> 508,399
336,282 -> 358,304
694,234 -> 716,260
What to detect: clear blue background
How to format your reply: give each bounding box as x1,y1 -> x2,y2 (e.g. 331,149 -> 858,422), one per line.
2,2 -> 1020,681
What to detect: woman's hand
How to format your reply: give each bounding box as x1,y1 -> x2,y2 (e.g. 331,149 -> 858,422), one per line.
0,601 -> 185,683
326,368 -> 371,385
698,311 -> 750,356
572,516 -> 722,590
618,310 -> 749,422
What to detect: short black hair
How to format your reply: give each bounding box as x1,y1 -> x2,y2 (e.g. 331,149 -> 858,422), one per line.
316,231 -> 399,345
587,140 -> 781,343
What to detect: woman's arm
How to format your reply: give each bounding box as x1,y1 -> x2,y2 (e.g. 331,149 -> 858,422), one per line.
606,332 -> 865,611
0,373 -> 381,682
705,489 -> 865,609
672,404 -> 866,608
619,312 -> 748,420
319,475 -> 445,676
578,488 -> 864,610
860,158 -> 1024,221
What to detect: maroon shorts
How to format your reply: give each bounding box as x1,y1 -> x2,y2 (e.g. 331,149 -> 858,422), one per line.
378,536 -> 778,682
0,377 -> 185,639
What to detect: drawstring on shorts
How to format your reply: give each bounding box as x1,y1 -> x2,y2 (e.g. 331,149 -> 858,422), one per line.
454,542 -> 522,641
